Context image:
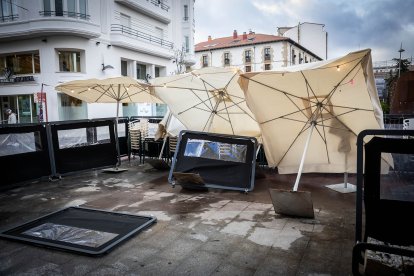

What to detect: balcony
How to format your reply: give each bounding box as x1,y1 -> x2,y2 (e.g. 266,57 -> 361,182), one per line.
264,54 -> 271,61
115,0 -> 170,24
224,58 -> 230,66
39,10 -> 90,20
0,14 -> 19,22
0,10 -> 100,41
110,24 -> 173,58
245,56 -> 251,63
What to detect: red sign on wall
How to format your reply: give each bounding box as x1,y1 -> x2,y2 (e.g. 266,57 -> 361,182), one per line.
33,92 -> 47,103
33,92 -> 47,122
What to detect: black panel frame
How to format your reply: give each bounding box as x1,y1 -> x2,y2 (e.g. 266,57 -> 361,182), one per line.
169,130 -> 257,192
0,207 -> 157,256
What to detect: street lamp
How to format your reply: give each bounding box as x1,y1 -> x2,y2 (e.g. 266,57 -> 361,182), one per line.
398,42 -> 405,78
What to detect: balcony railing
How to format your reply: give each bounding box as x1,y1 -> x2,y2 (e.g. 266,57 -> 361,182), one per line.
39,11 -> 90,20
1,14 -> 19,22
202,62 -> 208,67
111,24 -> 174,49
224,58 -> 230,65
245,57 -> 251,63
264,54 -> 271,61
150,0 -> 170,11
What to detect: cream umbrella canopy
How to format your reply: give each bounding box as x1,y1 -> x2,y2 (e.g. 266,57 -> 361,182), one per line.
239,49 -> 391,190
152,67 -> 261,139
55,76 -> 162,167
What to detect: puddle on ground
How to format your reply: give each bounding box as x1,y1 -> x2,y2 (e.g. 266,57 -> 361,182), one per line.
64,199 -> 87,207
135,211 -> 171,221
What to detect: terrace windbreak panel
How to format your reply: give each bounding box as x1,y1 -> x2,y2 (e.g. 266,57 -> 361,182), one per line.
169,131 -> 257,192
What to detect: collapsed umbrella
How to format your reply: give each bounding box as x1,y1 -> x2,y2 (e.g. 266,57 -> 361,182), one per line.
152,67 -> 261,139
239,49 -> 392,217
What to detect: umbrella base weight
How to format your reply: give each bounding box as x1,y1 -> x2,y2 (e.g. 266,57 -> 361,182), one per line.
325,183 -> 356,193
102,168 -> 128,173
269,189 -> 315,218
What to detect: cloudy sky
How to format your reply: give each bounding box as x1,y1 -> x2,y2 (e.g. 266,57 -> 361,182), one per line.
194,0 -> 414,62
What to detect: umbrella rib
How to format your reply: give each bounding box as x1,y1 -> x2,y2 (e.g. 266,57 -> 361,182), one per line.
300,71 -> 318,100
261,105 -> 314,125
320,106 -> 361,139
315,121 -> 330,163
276,123 -> 312,167
222,97 -> 235,135
322,55 -> 366,105
215,99 -> 259,123
241,76 -> 319,104
177,93 -> 215,115
202,110 -> 215,132
324,104 -> 373,112
201,81 -> 214,110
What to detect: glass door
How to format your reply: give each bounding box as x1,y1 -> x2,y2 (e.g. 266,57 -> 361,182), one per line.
17,95 -> 37,123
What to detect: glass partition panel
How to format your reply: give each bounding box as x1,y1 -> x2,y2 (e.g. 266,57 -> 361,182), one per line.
184,138 -> 247,163
0,131 -> 42,156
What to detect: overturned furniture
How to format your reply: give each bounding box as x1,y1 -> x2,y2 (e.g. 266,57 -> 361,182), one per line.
169,131 -> 258,192
0,207 -> 156,256
353,129 -> 414,275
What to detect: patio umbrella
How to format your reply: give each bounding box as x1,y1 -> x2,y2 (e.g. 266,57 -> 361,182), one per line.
239,49 -> 390,217
55,76 -> 162,170
151,67 -> 261,139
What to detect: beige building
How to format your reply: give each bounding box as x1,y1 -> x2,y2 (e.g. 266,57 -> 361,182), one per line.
194,24 -> 326,72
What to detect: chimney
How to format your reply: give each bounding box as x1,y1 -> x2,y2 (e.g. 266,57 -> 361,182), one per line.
242,32 -> 247,40
233,30 -> 238,39
208,35 -> 212,41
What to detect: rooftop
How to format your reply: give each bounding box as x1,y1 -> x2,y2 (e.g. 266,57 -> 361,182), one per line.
0,159 -> 356,275
195,32 -> 288,52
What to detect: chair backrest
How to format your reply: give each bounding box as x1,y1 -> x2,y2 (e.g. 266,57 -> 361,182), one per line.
363,136 -> 414,246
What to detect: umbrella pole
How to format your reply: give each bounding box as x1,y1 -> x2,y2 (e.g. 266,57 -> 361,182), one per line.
293,122 -> 315,192
158,135 -> 168,159
115,100 -> 121,167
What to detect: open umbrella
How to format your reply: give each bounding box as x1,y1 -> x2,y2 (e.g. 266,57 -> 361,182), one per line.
239,49 -> 391,217
56,76 -> 161,171
151,67 -> 261,139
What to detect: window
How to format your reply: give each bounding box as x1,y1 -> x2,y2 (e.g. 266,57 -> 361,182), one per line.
58,51 -> 80,72
245,50 -> 251,63
245,66 -> 251,72
67,0 -> 76,17
136,63 -> 146,80
305,56 -> 308,63
183,4 -> 188,21
155,67 -> 160,77
120,13 -> 131,28
0,51 -> 41,74
185,36 -> 189,53
60,94 -> 83,106
1,0 -> 16,21
264,47 -> 271,61
264,64 -> 271,70
55,0 -> 63,16
43,0 -> 51,16
42,0 -> 88,19
291,49 -> 296,65
299,53 -> 302,64
224,52 -> 230,65
121,60 -> 127,76
79,0 -> 87,19
202,55 -> 208,67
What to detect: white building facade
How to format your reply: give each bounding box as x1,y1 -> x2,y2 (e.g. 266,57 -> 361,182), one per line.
277,22 -> 327,60
194,25 -> 326,72
0,0 -> 195,123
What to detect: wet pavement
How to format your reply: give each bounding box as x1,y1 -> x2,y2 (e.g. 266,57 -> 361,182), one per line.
0,159 -> 356,275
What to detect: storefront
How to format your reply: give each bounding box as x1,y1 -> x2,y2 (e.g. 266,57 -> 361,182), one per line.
1,94 -> 43,124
